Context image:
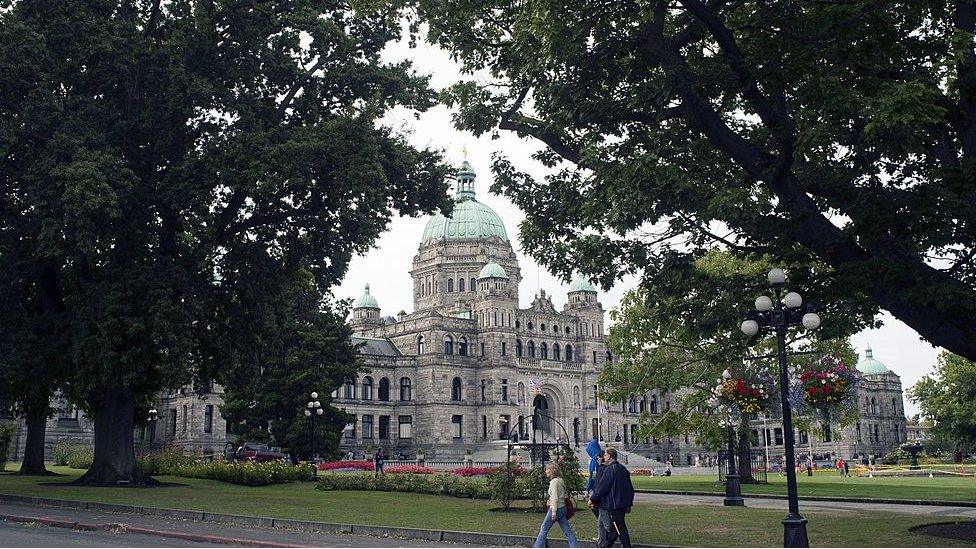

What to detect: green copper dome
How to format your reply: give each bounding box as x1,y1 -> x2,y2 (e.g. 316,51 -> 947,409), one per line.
421,160 -> 508,243
856,347 -> 889,375
353,284 -> 379,309
479,260 -> 509,280
569,275 -> 597,293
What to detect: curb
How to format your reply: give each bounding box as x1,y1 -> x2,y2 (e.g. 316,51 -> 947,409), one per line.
634,489 -> 976,508
0,494 -> 608,547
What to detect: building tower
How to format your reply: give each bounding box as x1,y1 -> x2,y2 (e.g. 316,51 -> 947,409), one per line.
350,284 -> 383,334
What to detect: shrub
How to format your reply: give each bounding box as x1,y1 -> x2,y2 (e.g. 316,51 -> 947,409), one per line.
317,472 -> 491,499
487,462 -> 523,510
161,460 -> 313,486
66,445 -> 93,469
385,465 -> 433,474
317,460 -> 373,472
137,446 -> 192,475
452,466 -> 496,476
52,440 -> 74,466
631,468 -> 656,476
0,423 -> 14,471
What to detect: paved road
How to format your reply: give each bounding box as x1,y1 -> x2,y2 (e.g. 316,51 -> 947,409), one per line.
0,502 -> 456,547
635,492 -> 976,519
0,521 -> 219,547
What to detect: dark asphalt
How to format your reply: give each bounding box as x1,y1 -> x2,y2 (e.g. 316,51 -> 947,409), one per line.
0,520 -> 219,547
0,502 -> 458,547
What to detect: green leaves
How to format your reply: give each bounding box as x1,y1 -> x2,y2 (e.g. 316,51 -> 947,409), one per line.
908,352 -> 976,452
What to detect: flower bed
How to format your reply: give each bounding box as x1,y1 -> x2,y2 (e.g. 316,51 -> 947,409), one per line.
631,469 -> 657,476
162,460 -> 314,486
452,466 -> 496,476
318,460 -> 374,472
385,465 -> 433,474
317,472 -> 490,499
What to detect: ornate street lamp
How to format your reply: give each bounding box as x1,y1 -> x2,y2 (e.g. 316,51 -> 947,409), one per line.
740,268 -> 820,548
145,408 -> 158,454
304,392 -> 323,476
721,370 -> 744,507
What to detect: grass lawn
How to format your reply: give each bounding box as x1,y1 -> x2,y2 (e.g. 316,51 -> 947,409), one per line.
631,472 -> 976,502
0,465 -> 972,547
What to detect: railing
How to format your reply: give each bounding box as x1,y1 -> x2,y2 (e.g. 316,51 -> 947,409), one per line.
718,450 -> 768,484
515,358 -> 585,371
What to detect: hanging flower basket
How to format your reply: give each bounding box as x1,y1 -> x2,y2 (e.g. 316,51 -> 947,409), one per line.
800,355 -> 859,410
716,371 -> 775,414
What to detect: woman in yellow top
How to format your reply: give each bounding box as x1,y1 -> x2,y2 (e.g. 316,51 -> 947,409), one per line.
533,463 -> 579,547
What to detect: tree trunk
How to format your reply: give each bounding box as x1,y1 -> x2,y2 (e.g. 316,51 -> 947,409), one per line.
18,408 -> 52,475
736,424 -> 755,484
73,386 -> 155,487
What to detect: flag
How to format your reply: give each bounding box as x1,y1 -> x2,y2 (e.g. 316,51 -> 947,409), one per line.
528,379 -> 542,396
597,399 -> 608,414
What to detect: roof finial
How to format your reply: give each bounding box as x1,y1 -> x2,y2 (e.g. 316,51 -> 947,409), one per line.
865,345 -> 873,358
364,284 -> 370,294
462,144 -> 469,160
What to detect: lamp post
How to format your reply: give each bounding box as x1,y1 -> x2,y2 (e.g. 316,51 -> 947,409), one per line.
145,408 -> 158,455
304,393 -> 323,476
721,370 -> 745,507
740,268 -> 820,548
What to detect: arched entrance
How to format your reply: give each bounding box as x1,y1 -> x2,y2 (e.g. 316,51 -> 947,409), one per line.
532,394 -> 551,436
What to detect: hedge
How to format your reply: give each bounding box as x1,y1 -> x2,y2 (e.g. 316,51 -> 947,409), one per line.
317,472 -> 492,499
155,460 -> 313,486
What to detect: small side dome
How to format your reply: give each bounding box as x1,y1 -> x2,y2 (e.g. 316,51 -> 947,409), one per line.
353,284 -> 380,309
568,275 -> 597,293
856,346 -> 889,375
479,259 -> 509,280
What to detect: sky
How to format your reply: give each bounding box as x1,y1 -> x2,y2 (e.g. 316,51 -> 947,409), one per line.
334,33 -> 940,417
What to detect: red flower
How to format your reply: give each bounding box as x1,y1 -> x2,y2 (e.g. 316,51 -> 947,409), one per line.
823,385 -> 832,393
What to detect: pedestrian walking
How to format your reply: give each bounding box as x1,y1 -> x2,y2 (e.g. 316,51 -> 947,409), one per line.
374,447 -> 385,476
585,436 -> 603,493
843,459 -> 850,477
533,463 -> 579,548
589,448 -> 634,548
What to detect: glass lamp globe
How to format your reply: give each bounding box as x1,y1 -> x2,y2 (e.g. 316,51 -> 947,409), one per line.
307,401 -> 314,409
783,292 -> 803,308
802,312 -> 821,330
304,409 -> 311,417
310,391 -> 319,399
316,408 -> 324,415
755,295 -> 773,311
313,401 -> 321,408
768,268 -> 786,285
740,319 -> 760,336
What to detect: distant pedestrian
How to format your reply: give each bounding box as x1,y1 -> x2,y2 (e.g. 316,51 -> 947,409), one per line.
533,463 -> 579,548
374,448 -> 386,476
843,459 -> 850,477
589,448 -> 634,548
806,455 -> 813,477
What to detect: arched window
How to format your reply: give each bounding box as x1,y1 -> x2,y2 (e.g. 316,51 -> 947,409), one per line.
518,382 -> 525,404
444,335 -> 454,355
528,321 -> 534,330
451,377 -> 462,401
565,344 -> 573,361
470,277 -> 476,291
515,339 -> 523,357
343,380 -> 355,399
459,337 -> 468,356
573,386 -> 581,408
447,278 -> 454,292
459,278 -> 466,292
400,377 -> 412,401
891,398 -> 897,413
515,320 -> 521,329
378,378 -> 390,401
362,376 -> 374,400
527,340 -> 535,358
870,397 -> 877,414
628,395 -> 637,413
553,343 -> 561,361
418,335 -> 425,354
565,326 -> 571,334
650,395 -> 658,414
541,323 -> 546,332
540,342 -> 548,359
639,396 -> 646,413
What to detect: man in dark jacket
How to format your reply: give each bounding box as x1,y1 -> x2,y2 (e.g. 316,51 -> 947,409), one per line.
588,448 -> 634,547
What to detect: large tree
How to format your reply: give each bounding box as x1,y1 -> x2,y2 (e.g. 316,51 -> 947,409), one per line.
0,0 -> 451,485
411,0 -> 976,361
908,352 -> 976,454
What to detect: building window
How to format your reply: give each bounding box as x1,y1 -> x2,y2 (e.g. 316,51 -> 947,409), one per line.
650,395 -> 658,414
452,377 -> 463,401
452,415 -> 463,439
573,386 -> 581,408
481,342 -> 485,356
470,277 -> 476,291
515,320 -> 521,329
592,418 -> 599,439
518,382 -> 525,404
459,277 -> 465,292
553,343 -> 561,361
494,311 -> 498,325
774,428 -> 784,445
593,350 -> 597,363
204,405 -> 213,434
501,342 -> 507,356
398,415 -> 412,439
378,377 -> 390,401
379,415 -> 390,439
528,321 -> 534,330
400,377 -> 412,401
541,323 -> 547,331
362,376 -> 374,400
418,335 -> 425,354
540,342 -> 548,359
515,340 -> 522,357
482,415 -> 488,439
799,430 -> 809,444
870,397 -> 877,414
892,397 -> 897,414
344,419 -> 356,439
362,415 -> 374,439
481,379 -> 487,402
856,423 -> 862,442
169,409 -> 177,435
565,344 -> 573,361
444,336 -> 454,355
343,380 -> 355,399
448,278 -> 454,292
459,337 -> 468,356
628,395 -> 637,413
528,340 -> 535,358
182,405 -> 188,432
501,379 -> 509,402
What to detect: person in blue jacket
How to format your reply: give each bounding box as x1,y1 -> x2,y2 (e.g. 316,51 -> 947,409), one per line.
585,436 -> 602,491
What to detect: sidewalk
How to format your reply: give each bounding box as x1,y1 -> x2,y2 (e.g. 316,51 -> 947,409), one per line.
634,492 -> 976,519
